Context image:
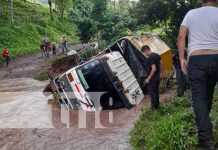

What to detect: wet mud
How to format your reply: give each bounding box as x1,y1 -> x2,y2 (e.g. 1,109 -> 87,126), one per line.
0,78 -> 162,149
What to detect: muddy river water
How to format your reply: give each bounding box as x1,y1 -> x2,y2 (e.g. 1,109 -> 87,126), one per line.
0,78 -> 155,150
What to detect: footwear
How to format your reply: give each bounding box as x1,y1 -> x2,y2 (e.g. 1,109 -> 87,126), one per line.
197,139 -> 215,150
151,106 -> 159,110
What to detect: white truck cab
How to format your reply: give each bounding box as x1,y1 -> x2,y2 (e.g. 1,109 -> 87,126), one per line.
52,51 -> 144,111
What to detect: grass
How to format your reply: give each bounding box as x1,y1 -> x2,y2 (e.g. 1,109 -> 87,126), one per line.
130,88 -> 218,150
0,0 -> 79,63
211,88 -> 218,143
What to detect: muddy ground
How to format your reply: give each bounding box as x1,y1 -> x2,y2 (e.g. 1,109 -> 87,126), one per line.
0,44 -> 176,150
0,44 -> 90,80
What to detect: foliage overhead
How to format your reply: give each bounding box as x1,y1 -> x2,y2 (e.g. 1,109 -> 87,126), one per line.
69,0 -> 136,43
131,0 -> 201,48
69,0 -> 96,43
53,0 -> 71,19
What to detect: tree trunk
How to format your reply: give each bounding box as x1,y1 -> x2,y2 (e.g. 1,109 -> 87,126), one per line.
8,0 -> 14,27
163,20 -> 177,49
72,0 -> 75,10
60,3 -> 67,20
48,0 -> 53,19
114,0 -> 116,10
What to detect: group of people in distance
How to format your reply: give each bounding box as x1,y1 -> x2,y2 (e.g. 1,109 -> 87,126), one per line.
1,35 -> 68,67
40,35 -> 68,57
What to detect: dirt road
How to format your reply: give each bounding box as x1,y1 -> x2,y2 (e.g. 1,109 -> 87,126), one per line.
0,44 -> 176,150
0,44 -> 89,80
0,78 -> 175,150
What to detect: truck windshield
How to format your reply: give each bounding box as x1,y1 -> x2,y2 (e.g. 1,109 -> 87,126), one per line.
76,60 -> 113,92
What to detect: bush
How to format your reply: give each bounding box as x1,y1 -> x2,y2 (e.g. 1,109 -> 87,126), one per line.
34,71 -> 48,81
131,87 -> 218,150
131,96 -> 198,150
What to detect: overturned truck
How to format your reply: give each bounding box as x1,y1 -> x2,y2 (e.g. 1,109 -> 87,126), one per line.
50,35 -> 174,111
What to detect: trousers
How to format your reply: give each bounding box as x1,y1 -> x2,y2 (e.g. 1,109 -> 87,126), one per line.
188,54 -> 218,140
148,75 -> 160,108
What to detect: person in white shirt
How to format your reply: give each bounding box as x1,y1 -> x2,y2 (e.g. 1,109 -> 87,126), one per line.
60,35 -> 68,54
177,0 -> 218,149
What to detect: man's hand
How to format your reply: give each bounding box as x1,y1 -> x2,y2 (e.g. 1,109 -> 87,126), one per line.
145,78 -> 150,84
180,58 -> 188,75
177,25 -> 188,75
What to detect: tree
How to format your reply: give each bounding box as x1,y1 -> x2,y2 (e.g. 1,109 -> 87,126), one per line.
8,0 -> 14,26
118,0 -> 131,10
72,0 -> 76,9
54,0 -> 71,20
100,9 -> 136,41
69,0 -> 96,43
48,0 -> 53,19
69,0 -> 136,42
91,0 -> 107,22
132,0 -> 200,48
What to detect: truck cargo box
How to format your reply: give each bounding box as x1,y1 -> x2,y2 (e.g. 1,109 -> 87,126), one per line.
97,34 -> 174,92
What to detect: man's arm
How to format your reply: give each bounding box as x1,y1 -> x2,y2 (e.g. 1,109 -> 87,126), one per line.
145,64 -> 156,83
177,26 -> 188,74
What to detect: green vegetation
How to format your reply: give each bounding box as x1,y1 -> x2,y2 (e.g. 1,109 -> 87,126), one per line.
1,0 -> 200,64
35,71 -> 49,81
211,89 -> 218,143
131,0 -> 201,48
131,88 -> 218,150
69,0 -> 136,43
0,0 -> 79,63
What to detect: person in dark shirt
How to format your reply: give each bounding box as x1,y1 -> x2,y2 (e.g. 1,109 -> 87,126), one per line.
172,51 -> 187,97
142,45 -> 161,110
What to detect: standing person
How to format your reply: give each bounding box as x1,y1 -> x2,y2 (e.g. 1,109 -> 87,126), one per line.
2,48 -> 10,66
51,40 -> 57,56
142,45 -> 161,110
60,35 -> 68,54
44,37 -> 50,57
40,37 -> 46,57
55,42 -> 58,54
177,0 -> 218,149
172,51 -> 187,97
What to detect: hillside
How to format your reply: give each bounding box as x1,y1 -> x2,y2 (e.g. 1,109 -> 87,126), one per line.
0,0 -> 79,63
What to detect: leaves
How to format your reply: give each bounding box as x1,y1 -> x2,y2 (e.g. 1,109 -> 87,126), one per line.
53,0 -> 71,19
132,0 -> 201,48
69,0 -> 136,43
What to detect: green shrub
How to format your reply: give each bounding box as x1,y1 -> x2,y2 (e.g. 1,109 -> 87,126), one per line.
211,87 -> 218,142
131,88 -> 218,150
131,96 -> 198,150
144,113 -> 196,150
34,72 -> 48,81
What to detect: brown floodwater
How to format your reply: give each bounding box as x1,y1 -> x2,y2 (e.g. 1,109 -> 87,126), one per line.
0,78 -> 155,150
